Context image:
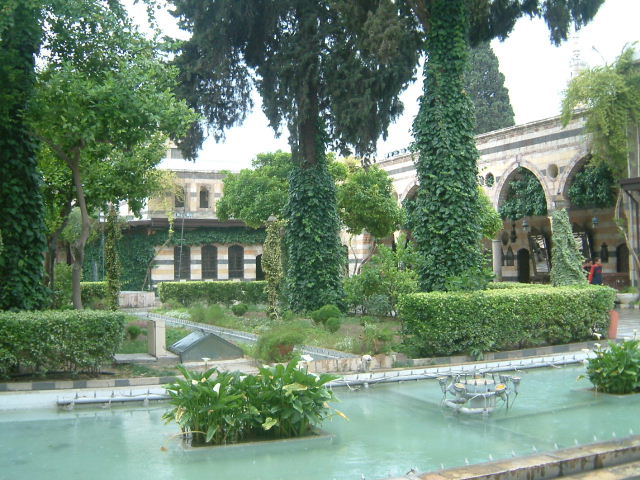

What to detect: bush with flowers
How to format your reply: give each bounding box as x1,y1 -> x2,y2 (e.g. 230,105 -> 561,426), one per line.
163,356 -> 341,446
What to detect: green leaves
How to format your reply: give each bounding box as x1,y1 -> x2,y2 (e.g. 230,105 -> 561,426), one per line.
498,167 -> 547,221
587,340 -> 640,394
163,356 -> 339,445
550,209 -> 589,287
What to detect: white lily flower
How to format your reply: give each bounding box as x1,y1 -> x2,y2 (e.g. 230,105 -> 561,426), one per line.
191,379 -> 198,385
213,383 -> 221,394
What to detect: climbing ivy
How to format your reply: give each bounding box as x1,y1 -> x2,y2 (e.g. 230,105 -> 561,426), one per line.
284,134 -> 345,312
410,0 -> 482,292
84,226 -> 266,291
550,209 -> 588,287
498,168 -> 547,220
0,1 -> 48,310
262,219 -> 285,320
568,163 -> 617,208
104,206 -> 121,310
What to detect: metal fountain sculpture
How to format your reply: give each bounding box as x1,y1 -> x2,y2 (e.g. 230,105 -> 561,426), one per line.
438,373 -> 521,415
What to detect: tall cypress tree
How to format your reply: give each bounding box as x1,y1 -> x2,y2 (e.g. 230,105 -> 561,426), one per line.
465,42 -> 515,135
0,1 -> 48,310
170,0 -> 420,311
405,0 -> 604,291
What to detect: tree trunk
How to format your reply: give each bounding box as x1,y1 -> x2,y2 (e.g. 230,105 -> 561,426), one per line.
410,0 -> 483,291
69,153 -> 92,309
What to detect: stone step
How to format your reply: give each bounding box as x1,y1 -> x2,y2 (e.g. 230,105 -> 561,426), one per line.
559,460 -> 640,479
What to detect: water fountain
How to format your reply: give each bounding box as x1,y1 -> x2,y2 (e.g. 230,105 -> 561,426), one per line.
438,373 -> 520,414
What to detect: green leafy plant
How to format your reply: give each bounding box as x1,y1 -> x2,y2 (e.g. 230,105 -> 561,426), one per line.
256,325 -> 306,363
158,281 -> 266,307
126,324 -> 142,341
231,303 -> 249,317
444,266 -> 494,292
586,340 -> 640,394
188,304 -> 226,325
498,167 -> 547,221
550,209 -> 588,287
361,321 -> 394,354
163,357 -> 339,446
325,317 -> 341,334
309,305 -> 342,326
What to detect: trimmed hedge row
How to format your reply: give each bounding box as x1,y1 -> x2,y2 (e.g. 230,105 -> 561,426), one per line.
157,281 -> 267,306
0,310 -> 125,375
399,285 -> 616,357
81,281 -> 107,306
486,282 -> 551,290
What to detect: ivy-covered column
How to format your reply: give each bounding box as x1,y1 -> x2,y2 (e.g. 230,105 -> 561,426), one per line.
411,0 -> 482,291
0,2 -> 48,310
284,137 -> 344,312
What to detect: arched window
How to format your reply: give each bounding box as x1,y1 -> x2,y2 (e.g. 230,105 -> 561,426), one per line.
202,245 -> 217,280
174,245 -> 190,280
255,254 -> 265,280
199,187 -> 209,209
228,245 -> 244,279
175,186 -> 185,208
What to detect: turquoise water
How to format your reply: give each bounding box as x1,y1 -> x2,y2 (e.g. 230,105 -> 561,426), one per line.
1,365 -> 639,480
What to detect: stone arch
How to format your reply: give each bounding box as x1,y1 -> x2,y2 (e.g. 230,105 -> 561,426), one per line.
494,160 -> 553,212
399,182 -> 419,204
557,149 -> 592,206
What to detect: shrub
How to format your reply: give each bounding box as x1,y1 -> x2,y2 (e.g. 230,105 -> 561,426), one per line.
157,281 -> 267,306
586,340 -> 640,394
231,303 -> 249,317
51,263 -> 73,309
188,304 -> 226,325
126,324 -> 142,341
360,321 -> 394,354
399,285 -> 616,358
309,304 -> 342,326
80,281 -> 108,307
325,317 -> 341,333
256,325 -> 306,363
162,358 -> 338,446
0,310 -> 125,375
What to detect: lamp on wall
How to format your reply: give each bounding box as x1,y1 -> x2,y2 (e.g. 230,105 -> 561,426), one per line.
522,217 -> 530,234
592,216 -> 599,229
510,222 -> 517,243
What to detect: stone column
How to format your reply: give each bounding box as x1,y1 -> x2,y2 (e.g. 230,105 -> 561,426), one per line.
147,318 -> 167,357
218,245 -> 229,279
492,239 -> 503,281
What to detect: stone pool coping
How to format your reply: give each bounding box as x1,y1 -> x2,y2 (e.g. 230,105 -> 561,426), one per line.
400,435 -> 640,480
0,339 -> 606,392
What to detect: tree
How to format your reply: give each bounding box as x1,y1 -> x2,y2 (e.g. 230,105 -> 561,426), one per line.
29,1 -> 197,308
0,0 -> 48,310
464,42 -> 515,135
406,0 -> 603,291
562,46 -> 640,178
105,205 -> 122,311
171,0 -> 420,311
550,209 -> 587,286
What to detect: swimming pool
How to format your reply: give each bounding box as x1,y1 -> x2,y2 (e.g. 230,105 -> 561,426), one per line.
1,365 -> 638,480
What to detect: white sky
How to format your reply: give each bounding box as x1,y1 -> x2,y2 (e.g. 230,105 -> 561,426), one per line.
128,0 -> 640,172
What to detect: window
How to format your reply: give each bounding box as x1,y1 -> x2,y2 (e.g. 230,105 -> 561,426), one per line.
255,254 -> 264,280
175,186 -> 185,209
202,245 -> 217,280
199,187 -> 209,209
228,245 -> 244,279
174,245 -> 190,280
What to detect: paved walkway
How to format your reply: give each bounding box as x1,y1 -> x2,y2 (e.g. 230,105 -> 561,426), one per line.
616,308 -> 640,339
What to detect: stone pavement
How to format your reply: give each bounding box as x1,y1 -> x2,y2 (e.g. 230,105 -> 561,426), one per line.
616,308 -> 640,340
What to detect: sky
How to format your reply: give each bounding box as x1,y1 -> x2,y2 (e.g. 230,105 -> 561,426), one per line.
129,0 -> 640,172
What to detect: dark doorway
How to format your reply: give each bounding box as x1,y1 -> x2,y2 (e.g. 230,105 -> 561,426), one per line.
228,245 -> 244,279
255,254 -> 265,280
517,248 -> 530,283
201,245 -> 217,280
617,243 -> 629,273
174,245 -> 191,281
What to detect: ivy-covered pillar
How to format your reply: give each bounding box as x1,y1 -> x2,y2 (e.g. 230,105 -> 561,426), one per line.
411,0 -> 482,291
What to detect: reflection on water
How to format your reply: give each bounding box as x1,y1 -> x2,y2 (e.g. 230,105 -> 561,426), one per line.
0,365 -> 638,480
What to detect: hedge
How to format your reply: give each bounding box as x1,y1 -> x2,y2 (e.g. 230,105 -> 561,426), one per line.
0,310 -> 125,375
81,281 -> 107,306
157,281 -> 267,306
399,285 -> 616,357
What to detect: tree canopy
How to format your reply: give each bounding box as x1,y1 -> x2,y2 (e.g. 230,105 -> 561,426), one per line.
562,45 -> 640,178
464,42 -> 515,135
29,0 -> 196,308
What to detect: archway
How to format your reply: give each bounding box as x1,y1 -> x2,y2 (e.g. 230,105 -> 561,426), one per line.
517,249 -> 530,283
